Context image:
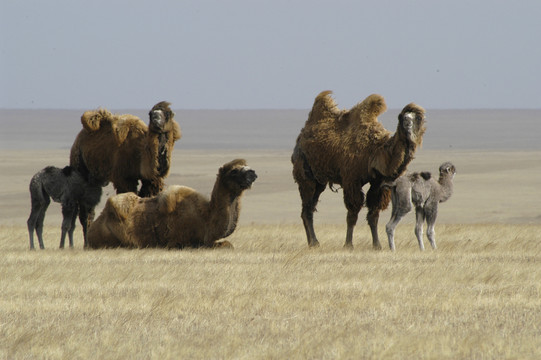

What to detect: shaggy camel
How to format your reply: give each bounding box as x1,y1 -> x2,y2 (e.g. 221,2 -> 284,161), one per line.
384,162 -> 456,251
292,91 -> 426,249
87,159 -> 257,249
70,101 -> 181,197
27,166 -> 102,249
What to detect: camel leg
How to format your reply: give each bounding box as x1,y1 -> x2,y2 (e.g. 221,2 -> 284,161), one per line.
27,205 -> 43,250
366,183 -> 390,250
425,206 -> 438,250
385,188 -> 413,251
27,205 -> 40,250
385,210 -> 408,252
299,180 -> 325,247
367,209 -> 382,250
28,190 -> 50,249
78,205 -> 95,248
60,203 -> 77,249
35,203 -> 48,250
343,186 -> 364,249
414,207 -> 425,251
67,208 -> 78,248
35,198 -> 50,250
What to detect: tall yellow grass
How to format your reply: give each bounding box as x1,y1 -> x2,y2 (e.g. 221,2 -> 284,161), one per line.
1,223 -> 541,359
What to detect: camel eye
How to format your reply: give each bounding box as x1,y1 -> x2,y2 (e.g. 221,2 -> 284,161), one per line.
230,169 -> 239,176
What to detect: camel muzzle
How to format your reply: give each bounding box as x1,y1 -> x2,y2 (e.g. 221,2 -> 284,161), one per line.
242,168 -> 258,188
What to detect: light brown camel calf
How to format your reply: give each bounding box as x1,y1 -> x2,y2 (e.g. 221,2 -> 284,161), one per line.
385,162 -> 456,251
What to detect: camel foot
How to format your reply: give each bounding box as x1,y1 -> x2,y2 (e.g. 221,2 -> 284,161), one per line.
308,240 -> 320,248
343,242 -> 354,251
214,240 -> 234,249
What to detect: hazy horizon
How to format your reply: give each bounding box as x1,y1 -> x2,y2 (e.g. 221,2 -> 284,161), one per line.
1,108 -> 540,151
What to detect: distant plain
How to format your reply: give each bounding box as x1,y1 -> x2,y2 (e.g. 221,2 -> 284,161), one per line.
1,108 -> 540,359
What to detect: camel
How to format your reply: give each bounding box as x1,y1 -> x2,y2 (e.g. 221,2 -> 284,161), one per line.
384,162 -> 456,251
292,91 -> 426,249
70,101 -> 181,198
27,166 -> 102,249
87,159 -> 257,249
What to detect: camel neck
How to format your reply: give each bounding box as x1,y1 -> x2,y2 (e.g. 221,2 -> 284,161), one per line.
208,180 -> 241,240
438,175 -> 454,202
383,131 -> 416,180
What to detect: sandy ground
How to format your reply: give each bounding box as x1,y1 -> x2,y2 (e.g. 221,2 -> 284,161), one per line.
2,148 -> 540,231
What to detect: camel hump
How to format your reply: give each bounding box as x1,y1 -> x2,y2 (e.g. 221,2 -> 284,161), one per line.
420,171 -> 432,181
308,91 -> 341,121
157,185 -> 196,214
355,94 -> 387,119
106,192 -> 139,221
81,109 -> 113,132
81,108 -> 145,145
61,166 -> 74,177
112,115 -> 146,144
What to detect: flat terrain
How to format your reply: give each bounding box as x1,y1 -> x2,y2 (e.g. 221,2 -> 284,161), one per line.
1,109 -> 541,358
2,148 -> 540,231
1,223 -> 541,359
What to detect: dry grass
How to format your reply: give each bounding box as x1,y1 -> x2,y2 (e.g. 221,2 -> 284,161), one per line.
1,223 -> 541,359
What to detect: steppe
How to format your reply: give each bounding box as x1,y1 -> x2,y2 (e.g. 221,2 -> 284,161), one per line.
1,108 -> 540,359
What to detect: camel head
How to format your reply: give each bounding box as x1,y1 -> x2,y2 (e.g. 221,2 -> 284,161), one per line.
439,162 -> 456,178
398,103 -> 426,146
218,159 -> 258,193
148,101 -> 175,133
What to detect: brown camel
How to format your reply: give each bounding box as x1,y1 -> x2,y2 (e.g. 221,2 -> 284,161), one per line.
292,91 -> 426,249
70,101 -> 181,198
87,159 -> 257,249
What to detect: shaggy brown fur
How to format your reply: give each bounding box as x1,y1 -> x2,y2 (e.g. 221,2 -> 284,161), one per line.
70,101 -> 181,197
87,159 -> 257,249
292,91 -> 426,249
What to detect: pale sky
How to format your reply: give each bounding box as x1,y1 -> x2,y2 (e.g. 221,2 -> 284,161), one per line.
1,0 -> 540,109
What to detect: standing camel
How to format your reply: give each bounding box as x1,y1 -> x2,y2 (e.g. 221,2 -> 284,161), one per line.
384,162 -> 456,251
292,91 -> 426,249
27,166 -> 102,249
70,101 -> 181,197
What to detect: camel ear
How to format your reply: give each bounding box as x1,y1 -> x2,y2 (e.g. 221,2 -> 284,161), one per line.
218,164 -> 227,177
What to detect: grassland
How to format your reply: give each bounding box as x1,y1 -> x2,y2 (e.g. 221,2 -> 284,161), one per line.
2,223 -> 541,359
2,146 -> 541,358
